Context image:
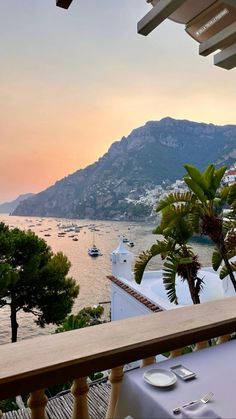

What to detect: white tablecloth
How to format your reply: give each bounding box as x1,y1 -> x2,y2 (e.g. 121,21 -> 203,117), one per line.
115,340 -> 236,418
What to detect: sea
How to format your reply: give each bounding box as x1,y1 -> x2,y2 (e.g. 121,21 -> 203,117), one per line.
0,214 -> 214,344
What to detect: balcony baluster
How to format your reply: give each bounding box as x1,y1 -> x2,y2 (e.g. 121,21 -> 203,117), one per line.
106,366 -> 124,419
169,348 -> 183,358
71,377 -> 89,419
194,341 -> 208,351
141,356 -> 156,367
217,334 -> 231,344
27,389 -> 48,419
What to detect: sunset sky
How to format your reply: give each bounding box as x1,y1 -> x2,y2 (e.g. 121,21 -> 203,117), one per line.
0,0 -> 235,203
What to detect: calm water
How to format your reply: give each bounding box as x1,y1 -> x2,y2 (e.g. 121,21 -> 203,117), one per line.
0,214 -> 213,344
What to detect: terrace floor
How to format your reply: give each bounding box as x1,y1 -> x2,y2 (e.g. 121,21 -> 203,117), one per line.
3,380 -> 110,419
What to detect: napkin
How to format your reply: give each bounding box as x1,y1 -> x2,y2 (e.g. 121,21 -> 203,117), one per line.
180,402 -> 222,419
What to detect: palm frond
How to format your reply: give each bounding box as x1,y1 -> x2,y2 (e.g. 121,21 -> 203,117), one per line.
212,250 -> 222,271
150,238 -> 176,258
203,164 -> 215,189
212,166 -> 227,192
222,219 -> 236,238
184,164 -> 208,192
227,183 -> 236,205
134,250 -> 153,285
156,192 -> 194,212
160,203 -> 193,227
134,239 -> 176,285
158,205 -> 195,243
195,277 -> 204,296
163,255 -> 178,305
184,177 -> 207,203
213,197 -> 224,214
226,249 -> 236,260
219,262 -> 236,280
188,212 -> 200,233
218,186 -> 230,202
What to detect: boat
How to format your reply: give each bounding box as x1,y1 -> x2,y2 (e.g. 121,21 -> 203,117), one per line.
58,232 -> 65,237
128,241 -> 134,247
122,237 -> 129,243
88,230 -> 101,257
88,245 -> 100,257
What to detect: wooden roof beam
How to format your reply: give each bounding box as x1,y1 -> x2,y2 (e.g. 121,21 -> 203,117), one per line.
214,43 -> 236,69
199,22 -> 236,56
137,0 -> 188,36
56,0 -> 74,9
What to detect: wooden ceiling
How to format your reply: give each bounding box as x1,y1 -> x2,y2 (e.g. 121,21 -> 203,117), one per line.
55,0 -> 236,70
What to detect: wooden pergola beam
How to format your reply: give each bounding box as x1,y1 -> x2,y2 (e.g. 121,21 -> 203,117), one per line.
199,22 -> 236,56
56,0 -> 74,9
137,0 -> 188,36
214,43 -> 236,69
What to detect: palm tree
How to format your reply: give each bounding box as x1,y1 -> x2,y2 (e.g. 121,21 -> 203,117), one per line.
135,193 -> 203,305
183,164 -> 236,290
135,163 -> 236,303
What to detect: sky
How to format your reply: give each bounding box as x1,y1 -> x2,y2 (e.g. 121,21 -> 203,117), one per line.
0,0 -> 235,203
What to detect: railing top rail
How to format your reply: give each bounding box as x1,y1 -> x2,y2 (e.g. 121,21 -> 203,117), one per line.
1,297 -> 236,398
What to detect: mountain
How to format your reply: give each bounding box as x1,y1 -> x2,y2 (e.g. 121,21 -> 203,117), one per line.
13,117 -> 236,220
0,193 -> 34,214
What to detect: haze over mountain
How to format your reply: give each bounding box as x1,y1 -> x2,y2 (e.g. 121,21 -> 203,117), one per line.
13,118 -> 236,220
0,193 -> 34,214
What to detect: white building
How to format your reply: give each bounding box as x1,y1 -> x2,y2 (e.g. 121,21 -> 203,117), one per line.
224,169 -> 236,185
109,241 -> 236,321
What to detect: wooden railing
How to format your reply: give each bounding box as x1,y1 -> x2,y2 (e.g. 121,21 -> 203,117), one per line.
0,297 -> 236,418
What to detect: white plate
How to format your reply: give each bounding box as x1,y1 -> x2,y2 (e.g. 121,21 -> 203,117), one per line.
143,368 -> 177,387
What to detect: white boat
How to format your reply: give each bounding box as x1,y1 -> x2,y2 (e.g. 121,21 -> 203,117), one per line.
128,241 -> 134,247
88,245 -> 100,257
88,230 -> 101,257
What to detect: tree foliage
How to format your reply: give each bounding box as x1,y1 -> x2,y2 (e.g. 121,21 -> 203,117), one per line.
0,223 -> 79,342
135,163 -> 236,304
134,193 -> 203,305
183,164 -> 236,288
56,305 -> 104,332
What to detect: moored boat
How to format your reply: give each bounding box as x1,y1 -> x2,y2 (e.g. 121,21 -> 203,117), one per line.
88,245 -> 100,257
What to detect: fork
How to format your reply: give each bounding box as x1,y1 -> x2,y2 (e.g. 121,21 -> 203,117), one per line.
173,391 -> 214,414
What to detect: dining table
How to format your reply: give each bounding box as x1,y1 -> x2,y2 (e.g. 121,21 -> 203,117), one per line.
114,339 -> 236,418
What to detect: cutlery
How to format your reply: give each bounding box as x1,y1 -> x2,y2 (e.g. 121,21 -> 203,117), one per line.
173,391 -> 214,414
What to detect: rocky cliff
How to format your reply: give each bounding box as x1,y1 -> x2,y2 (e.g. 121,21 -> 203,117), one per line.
0,193 -> 34,214
13,117 -> 236,220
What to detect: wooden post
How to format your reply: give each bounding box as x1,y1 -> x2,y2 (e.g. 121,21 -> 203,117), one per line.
71,377 -> 89,419
106,366 -> 124,419
27,389 -> 48,419
0,410 -> 3,418
141,356 -> 156,367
